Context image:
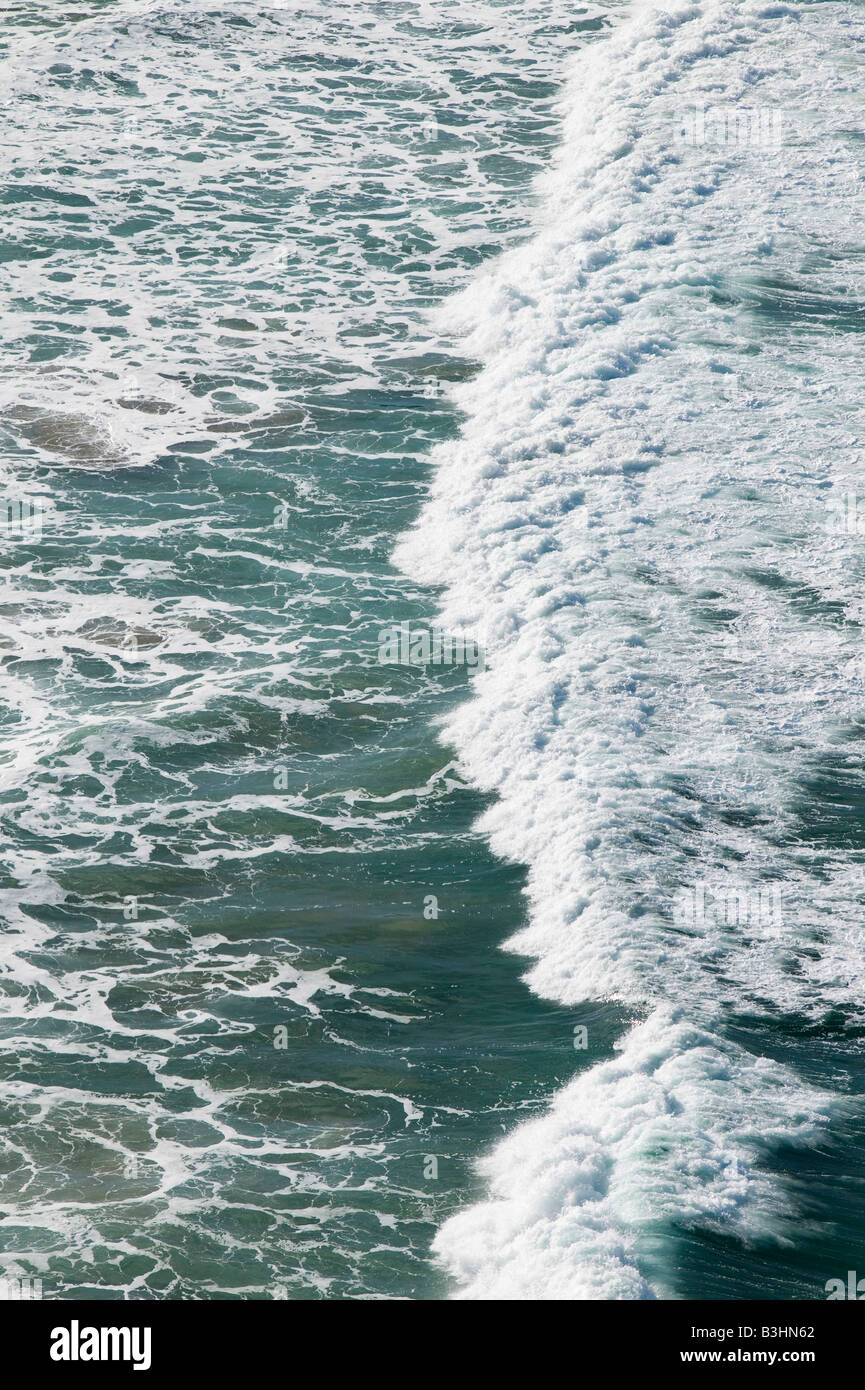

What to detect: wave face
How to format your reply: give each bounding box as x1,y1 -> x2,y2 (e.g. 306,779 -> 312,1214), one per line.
395,0 -> 865,1298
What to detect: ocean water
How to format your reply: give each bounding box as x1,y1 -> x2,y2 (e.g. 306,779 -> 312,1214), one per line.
1,0 -> 864,1304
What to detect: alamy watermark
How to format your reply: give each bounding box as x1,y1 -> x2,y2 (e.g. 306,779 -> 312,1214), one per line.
826,489 -> 865,536
0,497 -> 52,540
826,1272 -> 865,1300
673,881 -> 783,930
377,623 -> 484,672
0,1273 -> 42,1300
676,102 -> 787,149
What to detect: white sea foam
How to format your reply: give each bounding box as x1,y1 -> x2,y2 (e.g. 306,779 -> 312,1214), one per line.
437,1009 -> 833,1300
395,0 -> 865,1297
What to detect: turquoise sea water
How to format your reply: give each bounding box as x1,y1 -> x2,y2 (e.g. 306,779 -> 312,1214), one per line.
3,0 -> 865,1303
0,0 -> 612,1300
